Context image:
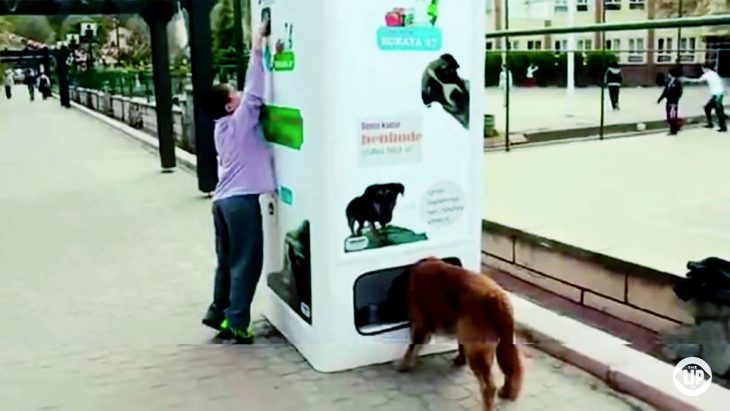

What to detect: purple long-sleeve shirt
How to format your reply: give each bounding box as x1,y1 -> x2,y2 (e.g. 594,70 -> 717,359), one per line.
213,50 -> 276,202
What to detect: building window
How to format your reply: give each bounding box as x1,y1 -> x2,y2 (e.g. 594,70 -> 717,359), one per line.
554,39 -> 569,53
527,40 -> 543,50
605,39 -> 621,51
605,0 -> 622,11
578,39 -> 592,51
657,37 -> 673,63
628,37 -> 645,63
510,40 -> 520,50
486,41 -> 493,51
629,0 -> 645,10
679,37 -> 697,63
577,0 -> 589,11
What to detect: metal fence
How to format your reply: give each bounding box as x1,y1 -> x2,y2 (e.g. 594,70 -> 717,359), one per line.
484,9 -> 730,151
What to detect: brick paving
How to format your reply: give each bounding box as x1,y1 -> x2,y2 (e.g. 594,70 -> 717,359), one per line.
0,87 -> 656,411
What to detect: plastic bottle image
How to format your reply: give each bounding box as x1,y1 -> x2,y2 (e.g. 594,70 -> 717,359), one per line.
427,0 -> 439,26
288,23 -> 293,50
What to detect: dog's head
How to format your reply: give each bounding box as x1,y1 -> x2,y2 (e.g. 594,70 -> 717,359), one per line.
286,220 -> 310,275
421,53 -> 470,128
363,183 -> 405,218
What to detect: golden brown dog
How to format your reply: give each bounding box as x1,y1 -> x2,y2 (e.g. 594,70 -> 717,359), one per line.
396,257 -> 523,411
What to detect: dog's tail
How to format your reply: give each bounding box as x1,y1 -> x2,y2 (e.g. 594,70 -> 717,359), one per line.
490,295 -> 523,400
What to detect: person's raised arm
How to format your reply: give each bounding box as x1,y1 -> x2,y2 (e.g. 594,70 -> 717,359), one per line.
233,24 -> 268,123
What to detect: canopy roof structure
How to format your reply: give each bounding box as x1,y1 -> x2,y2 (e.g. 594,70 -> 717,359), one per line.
0,0 -> 173,16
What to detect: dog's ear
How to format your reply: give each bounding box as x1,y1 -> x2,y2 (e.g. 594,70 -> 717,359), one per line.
395,183 -> 405,195
440,53 -> 459,68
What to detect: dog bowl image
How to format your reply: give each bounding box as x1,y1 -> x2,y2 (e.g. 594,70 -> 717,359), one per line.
421,53 -> 470,129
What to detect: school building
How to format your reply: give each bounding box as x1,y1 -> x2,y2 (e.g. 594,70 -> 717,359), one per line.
485,0 -> 730,85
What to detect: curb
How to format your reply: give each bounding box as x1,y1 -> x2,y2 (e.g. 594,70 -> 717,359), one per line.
65,98 -> 199,172
509,292 -> 728,411
67,100 -> 728,410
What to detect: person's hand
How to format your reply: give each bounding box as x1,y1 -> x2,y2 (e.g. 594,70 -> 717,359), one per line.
252,23 -> 268,50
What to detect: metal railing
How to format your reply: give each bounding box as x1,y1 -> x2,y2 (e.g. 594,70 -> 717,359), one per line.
486,13 -> 730,151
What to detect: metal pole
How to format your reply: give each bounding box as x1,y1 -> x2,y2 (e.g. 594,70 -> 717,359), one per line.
146,12 -> 177,171
504,0 -> 510,152
485,15 -> 730,38
87,40 -> 93,70
599,0 -> 606,140
186,0 -> 219,193
677,0 -> 683,65
116,18 -> 121,65
566,0 -> 575,117
232,0 -> 246,90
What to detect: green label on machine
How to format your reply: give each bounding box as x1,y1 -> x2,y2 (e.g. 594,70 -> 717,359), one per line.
278,186 -> 293,205
273,51 -> 295,71
261,105 -> 303,150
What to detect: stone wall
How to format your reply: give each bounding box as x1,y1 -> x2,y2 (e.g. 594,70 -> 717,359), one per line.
662,301 -> 730,388
482,221 -> 692,334
69,87 -> 194,153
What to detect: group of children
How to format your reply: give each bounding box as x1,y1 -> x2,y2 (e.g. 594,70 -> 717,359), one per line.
656,62 -> 727,135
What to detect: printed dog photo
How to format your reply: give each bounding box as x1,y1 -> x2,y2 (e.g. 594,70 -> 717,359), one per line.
344,183 -> 427,253
267,220 -> 312,323
421,53 -> 470,129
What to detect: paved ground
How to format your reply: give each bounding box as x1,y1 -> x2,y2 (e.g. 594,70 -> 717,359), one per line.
0,87 -> 656,410
484,86 -> 716,136
484,127 -> 730,276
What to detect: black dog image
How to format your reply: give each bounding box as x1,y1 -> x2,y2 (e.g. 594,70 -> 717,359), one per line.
346,183 -> 405,237
421,53 -> 470,129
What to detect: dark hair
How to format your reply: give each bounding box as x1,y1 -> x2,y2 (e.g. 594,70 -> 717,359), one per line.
208,83 -> 233,120
669,66 -> 683,77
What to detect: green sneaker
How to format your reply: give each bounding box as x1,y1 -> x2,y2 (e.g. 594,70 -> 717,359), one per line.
216,319 -> 254,344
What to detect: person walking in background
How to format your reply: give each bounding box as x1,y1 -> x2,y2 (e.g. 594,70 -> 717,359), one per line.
38,72 -> 51,100
657,66 -> 684,135
3,69 -> 13,99
525,63 -> 539,87
498,64 -> 512,107
684,62 -> 726,132
604,62 -> 622,111
24,69 -> 36,102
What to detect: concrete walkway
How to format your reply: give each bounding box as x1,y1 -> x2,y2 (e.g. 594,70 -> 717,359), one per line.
484,127 -> 730,276
0,87 -> 655,410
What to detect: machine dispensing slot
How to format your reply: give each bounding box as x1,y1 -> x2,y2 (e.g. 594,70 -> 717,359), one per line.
353,257 -> 462,336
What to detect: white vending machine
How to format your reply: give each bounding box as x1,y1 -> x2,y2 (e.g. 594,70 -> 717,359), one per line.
255,0 -> 485,372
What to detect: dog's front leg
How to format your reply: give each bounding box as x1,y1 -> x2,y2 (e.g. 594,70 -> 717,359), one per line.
395,326 -> 430,372
453,343 -> 466,366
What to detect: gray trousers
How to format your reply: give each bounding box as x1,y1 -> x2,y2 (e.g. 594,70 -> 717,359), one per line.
209,194 -> 264,330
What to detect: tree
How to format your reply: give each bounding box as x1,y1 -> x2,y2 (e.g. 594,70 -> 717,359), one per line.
6,16 -> 54,42
212,0 -> 236,67
117,16 -> 151,67
654,0 -> 713,17
0,16 -> 13,33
